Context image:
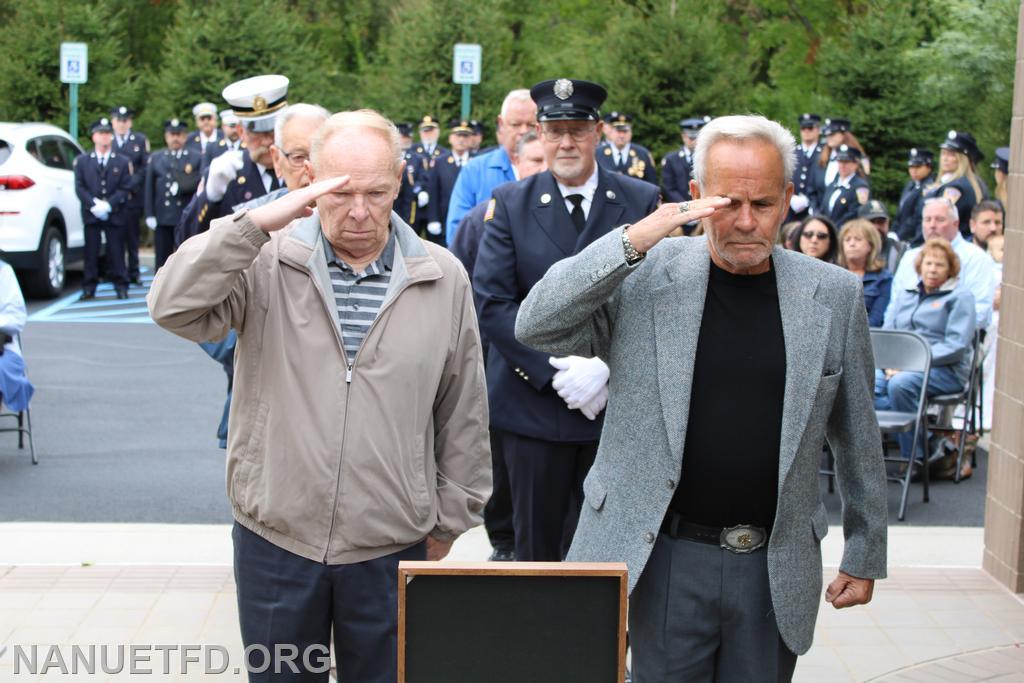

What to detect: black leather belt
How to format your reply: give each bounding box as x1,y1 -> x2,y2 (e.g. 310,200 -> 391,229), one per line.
660,511 -> 768,554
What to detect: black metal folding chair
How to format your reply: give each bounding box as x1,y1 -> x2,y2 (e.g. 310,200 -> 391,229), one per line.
927,329 -> 983,483
871,329 -> 932,521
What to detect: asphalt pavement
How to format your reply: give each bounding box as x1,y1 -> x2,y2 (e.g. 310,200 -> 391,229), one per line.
0,268 -> 232,523
0,264 -> 989,527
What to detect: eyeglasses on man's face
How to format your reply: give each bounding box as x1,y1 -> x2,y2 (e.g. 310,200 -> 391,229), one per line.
540,124 -> 597,143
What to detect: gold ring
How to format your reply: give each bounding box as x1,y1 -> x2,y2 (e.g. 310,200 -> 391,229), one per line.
678,201 -> 691,213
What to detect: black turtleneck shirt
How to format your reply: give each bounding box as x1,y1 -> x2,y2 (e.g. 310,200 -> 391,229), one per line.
668,258 -> 786,531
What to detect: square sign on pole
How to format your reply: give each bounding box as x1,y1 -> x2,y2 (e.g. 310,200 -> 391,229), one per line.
60,42 -> 88,84
452,44 -> 482,85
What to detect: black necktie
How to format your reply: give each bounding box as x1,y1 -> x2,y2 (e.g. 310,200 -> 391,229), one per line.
269,174 -> 280,192
567,194 -> 585,232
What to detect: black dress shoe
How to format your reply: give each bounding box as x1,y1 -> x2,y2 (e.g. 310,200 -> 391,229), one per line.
116,288 -> 129,300
488,548 -> 516,562
78,291 -> 95,301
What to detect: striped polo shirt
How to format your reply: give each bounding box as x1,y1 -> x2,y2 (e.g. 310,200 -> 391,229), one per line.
322,229 -> 396,365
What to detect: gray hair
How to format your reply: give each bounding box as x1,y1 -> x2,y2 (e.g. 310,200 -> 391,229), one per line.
500,89 -> 533,119
514,129 -> 540,156
310,109 -> 404,173
274,103 -> 329,148
923,196 -> 959,223
692,115 -> 796,190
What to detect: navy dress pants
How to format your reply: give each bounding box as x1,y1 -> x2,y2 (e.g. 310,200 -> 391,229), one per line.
83,222 -> 127,292
233,523 -> 426,683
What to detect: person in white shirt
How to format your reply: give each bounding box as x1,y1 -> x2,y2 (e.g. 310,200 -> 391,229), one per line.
0,259 -> 34,413
888,197 -> 994,330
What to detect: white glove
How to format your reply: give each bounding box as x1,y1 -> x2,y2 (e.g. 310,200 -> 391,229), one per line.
549,356 -> 610,410
789,193 -> 809,213
94,199 -> 112,215
145,216 -> 158,230
426,221 -> 442,235
205,150 -> 244,202
579,384 -> 609,421
417,190 -> 430,207
169,181 -> 179,196
89,204 -> 108,220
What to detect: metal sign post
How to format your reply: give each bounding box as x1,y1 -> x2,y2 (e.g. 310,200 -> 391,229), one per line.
452,44 -> 482,121
60,42 -> 88,139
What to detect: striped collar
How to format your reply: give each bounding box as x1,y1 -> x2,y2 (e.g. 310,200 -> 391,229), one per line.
321,228 -> 396,276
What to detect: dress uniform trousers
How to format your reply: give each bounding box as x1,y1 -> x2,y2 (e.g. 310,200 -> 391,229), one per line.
83,222 -> 127,291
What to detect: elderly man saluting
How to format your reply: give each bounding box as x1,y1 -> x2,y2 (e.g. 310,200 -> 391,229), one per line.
149,110 -> 491,683
517,115 -> 887,682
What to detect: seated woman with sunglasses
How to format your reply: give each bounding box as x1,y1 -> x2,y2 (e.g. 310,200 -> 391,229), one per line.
874,238 -> 974,465
793,214 -> 838,263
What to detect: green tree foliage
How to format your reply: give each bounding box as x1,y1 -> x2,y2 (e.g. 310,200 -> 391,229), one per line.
598,1 -> 741,160
0,0 -> 141,144
361,0 -> 520,128
140,0 -> 335,140
814,0 -> 949,200
0,0 -> 1014,205
915,0 -> 1018,190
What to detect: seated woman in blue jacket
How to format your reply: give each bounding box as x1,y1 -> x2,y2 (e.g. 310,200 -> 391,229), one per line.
874,238 -> 975,460
838,218 -> 893,327
0,258 -> 34,413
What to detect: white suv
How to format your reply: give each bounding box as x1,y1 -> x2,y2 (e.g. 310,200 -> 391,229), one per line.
0,122 -> 86,298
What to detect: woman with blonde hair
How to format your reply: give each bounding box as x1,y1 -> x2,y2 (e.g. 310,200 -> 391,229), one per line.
838,219 -> 892,326
924,130 -> 989,239
992,146 -> 1009,209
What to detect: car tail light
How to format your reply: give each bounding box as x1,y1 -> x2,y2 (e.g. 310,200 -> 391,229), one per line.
0,175 -> 36,190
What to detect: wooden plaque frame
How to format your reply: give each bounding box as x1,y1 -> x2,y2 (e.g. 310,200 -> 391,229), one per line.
398,561 -> 628,683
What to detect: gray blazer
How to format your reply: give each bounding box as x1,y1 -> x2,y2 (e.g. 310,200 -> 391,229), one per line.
516,230 -> 888,655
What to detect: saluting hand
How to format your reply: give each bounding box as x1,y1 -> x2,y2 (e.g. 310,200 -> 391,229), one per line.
247,175 -> 350,234
625,197 -> 731,254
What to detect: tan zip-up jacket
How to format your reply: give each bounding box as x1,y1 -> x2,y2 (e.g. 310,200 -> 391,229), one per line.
148,209 -> 491,564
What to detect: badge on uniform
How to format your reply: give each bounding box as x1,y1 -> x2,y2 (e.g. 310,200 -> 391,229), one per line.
484,198 -> 496,222
184,163 -> 193,175
856,187 -> 870,205
943,187 -> 962,203
238,176 -> 246,185
133,145 -> 140,152
603,147 -> 612,156
244,191 -> 253,200
447,156 -> 454,164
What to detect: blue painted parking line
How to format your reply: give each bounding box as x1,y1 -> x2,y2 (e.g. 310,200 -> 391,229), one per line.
30,269 -> 156,324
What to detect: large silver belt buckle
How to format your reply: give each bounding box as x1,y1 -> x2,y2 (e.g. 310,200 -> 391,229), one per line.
720,525 -> 766,554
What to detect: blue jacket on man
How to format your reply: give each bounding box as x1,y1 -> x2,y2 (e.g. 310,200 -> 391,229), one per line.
446,146 -> 515,243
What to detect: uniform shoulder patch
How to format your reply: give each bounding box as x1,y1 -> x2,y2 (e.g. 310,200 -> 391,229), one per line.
943,186 -> 962,203
856,187 -> 870,205
484,198 -> 496,222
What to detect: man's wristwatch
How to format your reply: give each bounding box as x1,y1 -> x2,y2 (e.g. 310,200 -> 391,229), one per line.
621,226 -> 645,265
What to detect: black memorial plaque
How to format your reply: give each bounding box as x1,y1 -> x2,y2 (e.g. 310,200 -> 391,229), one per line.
398,562 -> 627,683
